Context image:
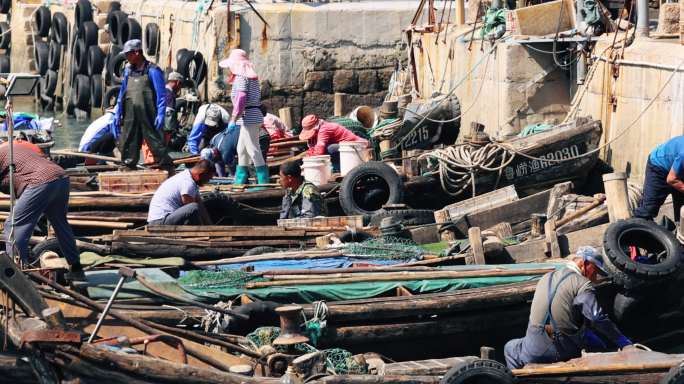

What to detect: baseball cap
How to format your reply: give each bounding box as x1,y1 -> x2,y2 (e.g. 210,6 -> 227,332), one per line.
204,105 -> 221,127
122,39 -> 142,54
200,147 -> 214,162
577,246 -> 608,276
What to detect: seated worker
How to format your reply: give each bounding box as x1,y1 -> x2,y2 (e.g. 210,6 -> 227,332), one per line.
198,123 -> 240,177
186,104 -> 231,155
79,108 -> 116,164
504,246 -> 632,369
279,160 -> 323,219
147,160 -> 214,225
635,136 -> 684,222
299,114 -> 368,171
262,108 -> 292,141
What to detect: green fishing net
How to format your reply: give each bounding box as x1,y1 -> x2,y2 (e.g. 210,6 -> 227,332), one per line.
343,236 -> 425,261
178,269 -> 258,289
326,116 -> 371,140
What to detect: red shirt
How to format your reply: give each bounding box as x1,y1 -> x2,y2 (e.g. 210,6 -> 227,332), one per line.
306,120 -> 368,156
0,144 -> 64,197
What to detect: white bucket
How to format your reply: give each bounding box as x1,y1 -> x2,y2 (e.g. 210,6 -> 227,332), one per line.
302,155 -> 332,186
339,142 -> 368,177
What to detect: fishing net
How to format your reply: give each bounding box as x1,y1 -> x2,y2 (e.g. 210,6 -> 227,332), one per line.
178,269 -> 258,289
343,236 -> 425,261
326,116 -> 371,140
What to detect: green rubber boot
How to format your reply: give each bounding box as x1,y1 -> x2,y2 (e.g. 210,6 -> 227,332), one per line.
253,165 -> 270,190
234,165 -> 249,185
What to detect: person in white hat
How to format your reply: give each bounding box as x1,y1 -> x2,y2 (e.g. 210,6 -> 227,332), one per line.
186,103 -> 231,155
78,107 -> 117,165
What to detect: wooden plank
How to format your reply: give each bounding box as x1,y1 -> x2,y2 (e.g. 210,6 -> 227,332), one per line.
509,0 -> 575,36
443,185 -> 518,219
466,189 -> 551,230
546,182 -> 574,221
468,227 -> 486,265
505,223 -> 609,262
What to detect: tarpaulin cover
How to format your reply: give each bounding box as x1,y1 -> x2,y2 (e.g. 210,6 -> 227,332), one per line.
213,257 -> 405,272
182,263 -> 566,303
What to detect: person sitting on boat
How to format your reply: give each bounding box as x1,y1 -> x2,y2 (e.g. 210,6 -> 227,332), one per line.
299,114 -> 368,171
262,107 -> 292,141
186,104 -> 231,155
279,160 -> 323,219
634,136 -> 684,222
79,107 -> 116,164
0,144 -> 84,280
148,160 -> 214,225
504,246 -> 632,369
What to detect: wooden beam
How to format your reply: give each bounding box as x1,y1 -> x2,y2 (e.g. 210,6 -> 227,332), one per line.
505,223 -> 610,262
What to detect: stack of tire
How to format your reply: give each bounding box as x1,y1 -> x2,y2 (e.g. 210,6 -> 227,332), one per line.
176,48 -> 207,89
35,6 -> 68,109
602,218 -> 684,330
0,1 -> 10,77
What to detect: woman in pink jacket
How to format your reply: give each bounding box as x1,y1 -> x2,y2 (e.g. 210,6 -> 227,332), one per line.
299,114 -> 368,171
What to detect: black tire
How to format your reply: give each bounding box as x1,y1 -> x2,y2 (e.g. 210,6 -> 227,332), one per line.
103,86 -> 120,108
0,54 -> 10,73
73,39 -> 88,75
0,21 -> 10,49
0,0 -> 9,14
603,218 -> 683,280
34,41 -> 49,76
41,69 -> 58,97
440,359 -> 514,384
338,230 -> 374,243
176,49 -> 207,86
369,209 -> 435,227
51,12 -> 68,45
31,238 -> 63,266
243,246 -> 279,256
90,74 -> 103,108
339,161 -> 404,216
66,84 -> 76,116
108,51 -> 126,84
105,44 -> 122,85
108,10 -> 127,43
48,40 -> 61,70
78,20 -> 98,47
74,74 -> 91,110
144,22 -> 159,56
34,6 -> 51,38
109,2 -> 121,12
119,18 -> 142,46
661,363 -> 684,384
74,0 -> 93,31
87,45 -> 104,75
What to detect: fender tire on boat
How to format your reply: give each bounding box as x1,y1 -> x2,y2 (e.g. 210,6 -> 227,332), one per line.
90,74 -> 103,108
48,40 -> 61,70
243,246 -> 279,256
603,218 -> 683,280
144,22 -> 160,56
34,40 -> 49,76
74,0 -> 93,30
87,44 -> 104,75
338,230 -> 374,243
118,18 -> 142,46
369,209 -> 435,227
51,12 -> 68,45
440,359 -> 515,384
339,161 -> 404,216
35,6 -> 51,38
74,74 -> 91,110
78,20 -> 98,47
103,86 -> 120,108
41,69 -> 58,97
0,0 -> 10,14
31,238 -> 62,266
0,21 -> 10,49
176,49 -> 207,86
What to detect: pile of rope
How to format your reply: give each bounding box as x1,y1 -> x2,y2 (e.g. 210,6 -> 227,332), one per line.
178,269 -> 258,289
343,236 -> 424,261
420,140 -> 515,197
369,118 -> 403,141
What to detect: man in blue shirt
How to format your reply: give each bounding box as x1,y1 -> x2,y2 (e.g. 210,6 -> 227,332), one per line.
112,39 -> 173,172
634,136 -> 684,221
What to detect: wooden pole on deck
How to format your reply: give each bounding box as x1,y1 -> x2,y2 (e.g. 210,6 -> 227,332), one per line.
455,0 -> 465,25
602,172 -> 631,222
278,107 -> 293,130
334,93 -> 348,117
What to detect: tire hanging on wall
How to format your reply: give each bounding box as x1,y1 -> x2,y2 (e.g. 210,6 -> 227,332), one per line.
0,0 -> 10,14
66,83 -> 77,116
87,45 -> 104,76
78,20 -> 98,47
41,69 -> 58,97
73,38 -> 88,75
34,40 -> 49,76
47,40 -> 61,70
0,54 -> 9,73
51,12 -> 68,46
90,74 -> 103,108
144,22 -> 159,57
339,161 -> 405,216
34,6 -> 51,38
176,49 -> 207,86
108,10 -> 127,44
0,21 -> 10,50
74,0 -> 93,31
105,44 -> 122,86
118,18 -> 141,46
74,74 -> 91,110
107,51 -> 126,85
104,86 -> 120,108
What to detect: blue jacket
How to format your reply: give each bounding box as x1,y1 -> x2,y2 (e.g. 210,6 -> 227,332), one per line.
186,104 -> 231,154
111,62 -> 166,139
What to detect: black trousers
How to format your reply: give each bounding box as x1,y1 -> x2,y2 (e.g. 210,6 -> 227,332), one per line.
634,159 -> 684,222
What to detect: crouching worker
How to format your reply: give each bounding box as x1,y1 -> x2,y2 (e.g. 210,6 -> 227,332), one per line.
279,160 -> 323,219
148,160 -> 214,225
504,246 -> 632,369
299,114 -> 368,171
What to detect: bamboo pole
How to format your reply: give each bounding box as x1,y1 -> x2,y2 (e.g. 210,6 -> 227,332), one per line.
278,107 -> 293,130
512,361 -> 677,376
192,249 -> 345,266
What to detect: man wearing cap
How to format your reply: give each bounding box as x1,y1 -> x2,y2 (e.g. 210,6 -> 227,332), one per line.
504,246 -> 632,369
186,103 -> 231,155
279,160 -> 323,219
112,39 -> 173,172
300,114 -> 368,171
164,71 -> 184,134
79,108 -> 117,164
